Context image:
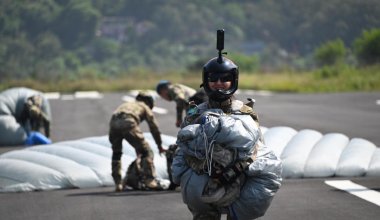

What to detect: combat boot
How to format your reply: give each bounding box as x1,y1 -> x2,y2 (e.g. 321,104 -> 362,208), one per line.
145,178 -> 159,189
141,157 -> 159,189
111,160 -> 123,192
115,183 -> 123,192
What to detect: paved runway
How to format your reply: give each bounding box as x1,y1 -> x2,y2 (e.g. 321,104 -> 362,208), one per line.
1,91 -> 379,220
48,91 -> 380,147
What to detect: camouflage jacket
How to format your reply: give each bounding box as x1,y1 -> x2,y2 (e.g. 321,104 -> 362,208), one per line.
20,95 -> 50,137
113,101 -> 162,147
183,98 -> 260,128
167,84 -> 196,122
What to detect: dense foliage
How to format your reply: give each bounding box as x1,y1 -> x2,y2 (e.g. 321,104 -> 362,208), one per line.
314,39 -> 346,66
354,28 -> 380,66
1,0 -> 380,81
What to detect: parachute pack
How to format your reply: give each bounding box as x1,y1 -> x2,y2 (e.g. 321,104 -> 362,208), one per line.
173,109 -> 283,219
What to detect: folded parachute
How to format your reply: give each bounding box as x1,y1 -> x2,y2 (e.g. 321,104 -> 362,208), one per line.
173,110 -> 283,220
0,87 -> 52,146
0,126 -> 379,194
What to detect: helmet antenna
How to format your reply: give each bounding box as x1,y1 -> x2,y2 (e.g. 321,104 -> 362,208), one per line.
216,29 -> 227,63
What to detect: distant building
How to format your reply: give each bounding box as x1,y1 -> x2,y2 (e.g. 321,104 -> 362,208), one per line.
97,17 -> 130,42
97,17 -> 154,43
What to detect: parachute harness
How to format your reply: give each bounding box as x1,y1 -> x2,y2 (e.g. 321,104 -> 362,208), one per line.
200,114 -> 222,176
205,138 -> 216,176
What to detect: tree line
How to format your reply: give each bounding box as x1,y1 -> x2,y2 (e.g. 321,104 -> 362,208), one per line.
1,0 -> 380,81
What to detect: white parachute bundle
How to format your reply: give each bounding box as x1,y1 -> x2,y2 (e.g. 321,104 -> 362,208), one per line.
0,134 -> 176,192
0,126 -> 378,195
0,87 -> 51,146
263,126 -> 380,178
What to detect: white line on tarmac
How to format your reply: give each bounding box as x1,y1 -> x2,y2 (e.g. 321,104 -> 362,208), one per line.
75,91 -> 103,99
44,91 -> 103,100
61,94 -> 75,100
152,107 -> 168,114
325,180 -> 380,206
237,90 -> 273,96
43,92 -> 60,100
376,100 -> 380,106
122,95 -> 135,102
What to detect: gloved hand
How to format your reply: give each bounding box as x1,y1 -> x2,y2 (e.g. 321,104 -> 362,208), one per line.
158,146 -> 166,155
25,132 -> 52,146
175,119 -> 182,127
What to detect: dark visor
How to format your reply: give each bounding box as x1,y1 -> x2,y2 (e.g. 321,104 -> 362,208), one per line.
208,73 -> 233,82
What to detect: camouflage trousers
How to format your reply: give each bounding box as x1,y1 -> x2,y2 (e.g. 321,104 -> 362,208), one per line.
109,114 -> 156,187
166,144 -> 180,189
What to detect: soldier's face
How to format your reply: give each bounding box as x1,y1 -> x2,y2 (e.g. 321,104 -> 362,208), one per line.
208,73 -> 232,91
159,88 -> 171,101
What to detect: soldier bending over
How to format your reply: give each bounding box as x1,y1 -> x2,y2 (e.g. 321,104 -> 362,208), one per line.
109,91 -> 165,191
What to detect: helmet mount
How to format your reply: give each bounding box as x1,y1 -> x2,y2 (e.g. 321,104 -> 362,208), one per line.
202,29 -> 239,102
216,29 -> 227,64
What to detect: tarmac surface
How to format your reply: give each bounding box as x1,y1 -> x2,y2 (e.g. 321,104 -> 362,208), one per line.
1,91 -> 380,220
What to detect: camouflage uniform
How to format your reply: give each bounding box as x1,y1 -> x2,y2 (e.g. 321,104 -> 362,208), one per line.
109,100 -> 162,191
20,95 -> 50,137
166,84 -> 207,125
165,144 -> 179,190
183,97 -> 260,127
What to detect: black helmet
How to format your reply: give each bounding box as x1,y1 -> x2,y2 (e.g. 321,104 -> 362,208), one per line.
202,29 -> 239,101
136,91 -> 154,109
202,57 -> 238,101
156,80 -> 171,95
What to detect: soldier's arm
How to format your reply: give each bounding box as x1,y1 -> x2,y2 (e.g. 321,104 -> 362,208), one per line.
171,87 -> 187,126
20,104 -> 29,125
144,108 -> 164,152
175,99 -> 187,126
41,112 -> 50,138
20,103 -> 32,135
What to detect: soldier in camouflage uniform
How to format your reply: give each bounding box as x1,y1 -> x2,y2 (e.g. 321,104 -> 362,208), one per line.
0,87 -> 51,146
172,37 -> 265,220
108,91 -> 165,192
21,94 -> 51,138
156,80 -> 207,127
